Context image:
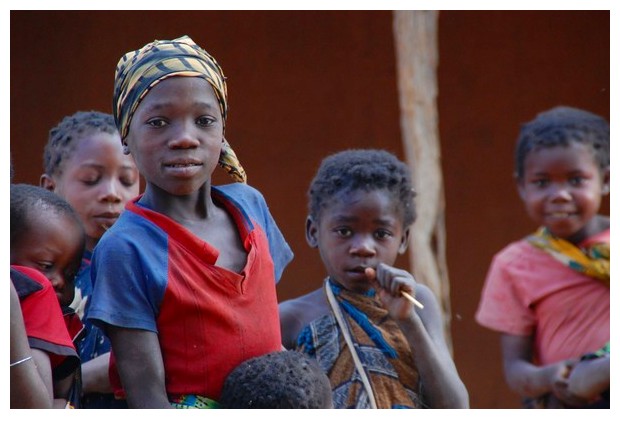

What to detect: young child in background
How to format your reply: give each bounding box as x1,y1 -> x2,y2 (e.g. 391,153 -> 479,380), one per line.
10,184 -> 85,408
11,275 -> 76,408
219,350 -> 333,409
86,35 -> 293,408
10,160 -> 74,409
279,149 -> 468,409
41,110 -> 139,408
476,106 -> 610,408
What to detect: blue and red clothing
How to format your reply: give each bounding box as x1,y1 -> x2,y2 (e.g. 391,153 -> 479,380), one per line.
71,251 -> 127,408
11,265 -> 80,381
87,184 -> 293,401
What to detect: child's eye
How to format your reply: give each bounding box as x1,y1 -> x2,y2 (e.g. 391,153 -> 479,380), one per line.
81,176 -> 100,186
120,175 -> 137,188
335,227 -> 352,238
147,118 -> 167,128
37,261 -> 53,272
196,116 -> 215,127
532,179 -> 549,187
569,176 -> 585,186
374,230 -> 393,240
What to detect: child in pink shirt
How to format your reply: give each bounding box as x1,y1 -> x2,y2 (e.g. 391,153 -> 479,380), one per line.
476,106 -> 609,408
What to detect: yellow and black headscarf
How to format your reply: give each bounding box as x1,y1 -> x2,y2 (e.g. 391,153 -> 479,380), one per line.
113,35 -> 246,183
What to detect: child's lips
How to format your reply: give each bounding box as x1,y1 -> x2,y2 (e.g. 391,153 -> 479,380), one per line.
346,266 -> 374,278
546,211 -> 576,219
94,212 -> 120,219
93,212 -> 120,227
162,160 -> 204,177
163,159 -> 203,169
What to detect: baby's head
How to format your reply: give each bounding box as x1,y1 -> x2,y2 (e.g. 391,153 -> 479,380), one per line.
308,149 -> 416,226
219,350 -> 333,409
515,106 -> 610,241
11,184 -> 85,307
515,106 -> 609,180
42,111 -> 139,251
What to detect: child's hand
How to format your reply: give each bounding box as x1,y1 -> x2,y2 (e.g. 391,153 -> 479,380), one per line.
549,359 -> 590,407
365,263 -> 418,320
564,355 -> 609,403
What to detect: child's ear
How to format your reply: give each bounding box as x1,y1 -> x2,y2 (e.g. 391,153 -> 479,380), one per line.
122,143 -> 131,155
516,177 -> 527,202
602,167 -> 610,195
305,216 -> 319,248
398,227 -> 411,254
40,174 -> 56,191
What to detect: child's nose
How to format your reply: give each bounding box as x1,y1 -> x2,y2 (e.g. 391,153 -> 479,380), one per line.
51,274 -> 75,304
50,272 -> 65,291
549,185 -> 572,202
350,235 -> 376,256
100,179 -> 122,202
168,122 -> 200,149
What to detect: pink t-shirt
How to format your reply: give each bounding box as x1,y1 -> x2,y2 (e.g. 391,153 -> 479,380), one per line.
475,230 -> 609,365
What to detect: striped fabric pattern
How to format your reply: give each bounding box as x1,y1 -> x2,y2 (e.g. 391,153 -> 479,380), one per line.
296,281 -> 422,409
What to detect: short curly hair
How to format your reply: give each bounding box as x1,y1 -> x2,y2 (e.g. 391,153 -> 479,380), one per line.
10,183 -> 84,249
43,111 -> 119,177
308,149 -> 416,226
515,106 -> 609,179
219,351 -> 333,409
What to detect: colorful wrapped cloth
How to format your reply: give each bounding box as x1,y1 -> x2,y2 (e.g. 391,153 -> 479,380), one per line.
112,35 -> 246,183
527,227 -> 609,285
296,279 -> 422,409
581,341 -> 610,361
169,394 -> 220,409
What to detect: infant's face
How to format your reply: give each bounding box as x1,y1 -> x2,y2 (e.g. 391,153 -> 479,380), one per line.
11,210 -> 83,307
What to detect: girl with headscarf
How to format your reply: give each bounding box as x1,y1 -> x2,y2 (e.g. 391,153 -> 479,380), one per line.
86,36 -> 293,408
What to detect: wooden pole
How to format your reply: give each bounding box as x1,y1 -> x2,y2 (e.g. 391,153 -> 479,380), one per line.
392,11 -> 453,351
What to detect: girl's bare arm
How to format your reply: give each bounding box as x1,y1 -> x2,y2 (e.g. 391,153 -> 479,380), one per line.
108,326 -> 172,408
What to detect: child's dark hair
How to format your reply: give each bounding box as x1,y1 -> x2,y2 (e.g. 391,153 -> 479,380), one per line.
43,111 -> 118,176
219,350 -> 333,409
515,106 -> 610,179
308,149 -> 416,226
10,183 -> 84,248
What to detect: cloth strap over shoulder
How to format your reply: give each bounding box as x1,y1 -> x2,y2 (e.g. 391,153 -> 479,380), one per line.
325,279 -> 378,409
527,227 -> 609,285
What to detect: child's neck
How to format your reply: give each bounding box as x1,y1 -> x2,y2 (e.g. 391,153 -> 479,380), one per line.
328,277 -> 375,296
563,214 -> 609,245
141,183 -> 216,223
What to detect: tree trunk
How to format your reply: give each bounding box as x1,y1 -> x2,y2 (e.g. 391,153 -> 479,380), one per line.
392,10 -> 453,351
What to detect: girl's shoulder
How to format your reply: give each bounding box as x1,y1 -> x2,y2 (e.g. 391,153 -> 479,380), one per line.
214,183 -> 270,217
280,288 -> 329,316
279,288 -> 331,348
215,183 -> 264,202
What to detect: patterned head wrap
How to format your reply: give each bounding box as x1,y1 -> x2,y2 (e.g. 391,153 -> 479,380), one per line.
113,35 -> 246,183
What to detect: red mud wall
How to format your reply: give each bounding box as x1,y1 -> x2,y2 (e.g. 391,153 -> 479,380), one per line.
10,10 -> 609,408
